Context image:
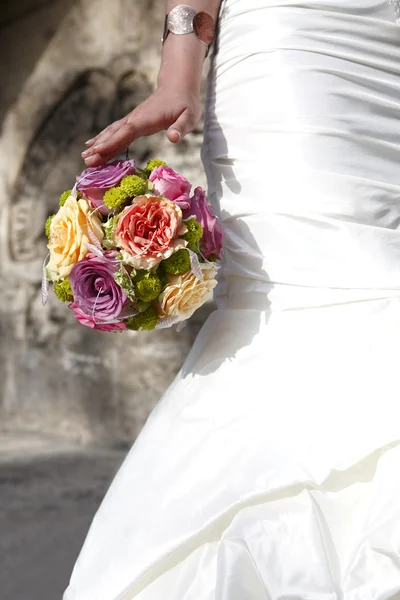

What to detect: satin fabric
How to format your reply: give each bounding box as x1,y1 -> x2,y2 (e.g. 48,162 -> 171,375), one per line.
64,2 -> 400,598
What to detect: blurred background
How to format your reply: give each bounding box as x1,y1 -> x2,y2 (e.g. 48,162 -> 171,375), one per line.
0,1 -> 213,598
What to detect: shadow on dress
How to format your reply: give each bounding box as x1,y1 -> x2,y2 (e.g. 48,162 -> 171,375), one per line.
181,52 -> 273,378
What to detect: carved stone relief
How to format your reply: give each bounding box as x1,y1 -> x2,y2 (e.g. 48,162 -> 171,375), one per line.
0,0 -> 210,444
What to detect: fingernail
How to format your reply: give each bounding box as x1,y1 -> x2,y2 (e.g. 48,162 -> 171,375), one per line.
85,138 -> 94,146
84,155 -> 98,166
81,148 -> 92,158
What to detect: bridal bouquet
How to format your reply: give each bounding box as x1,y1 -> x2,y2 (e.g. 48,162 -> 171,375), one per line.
43,159 -> 223,332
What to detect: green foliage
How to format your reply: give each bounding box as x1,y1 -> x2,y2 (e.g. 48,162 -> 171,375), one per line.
103,215 -> 119,250
156,262 -> 169,289
114,263 -> 136,302
136,299 -> 150,313
135,273 -> 162,302
186,242 -> 199,253
131,269 -> 148,283
126,305 -> 159,331
54,278 -> 73,302
163,249 -> 191,275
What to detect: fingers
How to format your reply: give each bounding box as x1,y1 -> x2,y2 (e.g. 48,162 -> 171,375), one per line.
81,90 -> 201,166
91,122 -> 138,157
84,118 -> 126,151
166,108 -> 199,144
82,127 -> 125,163
83,110 -> 164,165
83,150 -> 120,168
82,113 -> 146,163
82,119 -> 143,166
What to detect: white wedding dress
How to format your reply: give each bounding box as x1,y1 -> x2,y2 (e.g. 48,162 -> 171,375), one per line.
64,1 -> 400,598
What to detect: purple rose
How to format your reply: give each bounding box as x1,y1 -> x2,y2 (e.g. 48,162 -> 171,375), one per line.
183,187 -> 224,260
77,160 -> 136,215
69,252 -> 128,324
149,166 -> 191,210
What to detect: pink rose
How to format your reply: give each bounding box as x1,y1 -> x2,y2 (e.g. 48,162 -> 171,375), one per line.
77,160 -> 136,215
149,166 -> 191,210
183,187 -> 224,260
115,195 -> 187,269
70,303 -> 128,332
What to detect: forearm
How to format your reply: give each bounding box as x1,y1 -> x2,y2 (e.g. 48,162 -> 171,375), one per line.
158,0 -> 222,90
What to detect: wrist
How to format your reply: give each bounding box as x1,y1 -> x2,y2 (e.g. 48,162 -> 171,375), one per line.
157,34 -> 206,92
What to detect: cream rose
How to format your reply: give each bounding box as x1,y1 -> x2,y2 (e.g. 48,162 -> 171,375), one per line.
158,263 -> 218,322
47,196 -> 104,279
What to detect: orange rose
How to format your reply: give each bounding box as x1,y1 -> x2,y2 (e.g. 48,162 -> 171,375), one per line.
115,195 -> 187,269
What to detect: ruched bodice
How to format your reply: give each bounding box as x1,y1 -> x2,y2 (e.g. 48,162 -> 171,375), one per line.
203,0 -> 400,310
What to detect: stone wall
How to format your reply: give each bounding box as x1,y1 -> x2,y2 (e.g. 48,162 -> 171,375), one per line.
0,0 -> 211,445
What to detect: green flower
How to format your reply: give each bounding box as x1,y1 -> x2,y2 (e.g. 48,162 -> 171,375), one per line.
103,187 -> 127,210
44,215 -> 55,238
182,218 -> 203,246
144,159 -> 167,175
120,175 -> 147,198
103,176 -> 148,210
53,278 -> 73,302
126,305 -> 159,331
163,249 -> 191,275
59,190 -> 72,207
135,273 -> 162,302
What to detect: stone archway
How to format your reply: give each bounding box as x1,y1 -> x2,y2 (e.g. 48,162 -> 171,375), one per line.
0,0 -> 209,444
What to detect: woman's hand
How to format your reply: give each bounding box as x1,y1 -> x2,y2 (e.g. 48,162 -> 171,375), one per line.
81,31 -> 207,168
81,0 -> 223,167
81,84 -> 202,167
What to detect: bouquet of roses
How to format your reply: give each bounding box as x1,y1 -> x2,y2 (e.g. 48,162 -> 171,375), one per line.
43,158 -> 223,332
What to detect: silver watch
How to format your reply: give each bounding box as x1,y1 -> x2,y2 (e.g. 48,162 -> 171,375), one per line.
161,4 -> 216,56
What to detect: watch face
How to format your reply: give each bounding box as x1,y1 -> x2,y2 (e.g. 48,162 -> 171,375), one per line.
193,11 -> 215,46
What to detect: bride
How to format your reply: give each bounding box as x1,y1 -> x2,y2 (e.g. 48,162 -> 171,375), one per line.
65,1 -> 400,598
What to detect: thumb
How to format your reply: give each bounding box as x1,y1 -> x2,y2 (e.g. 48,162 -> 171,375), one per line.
167,108 -> 197,144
